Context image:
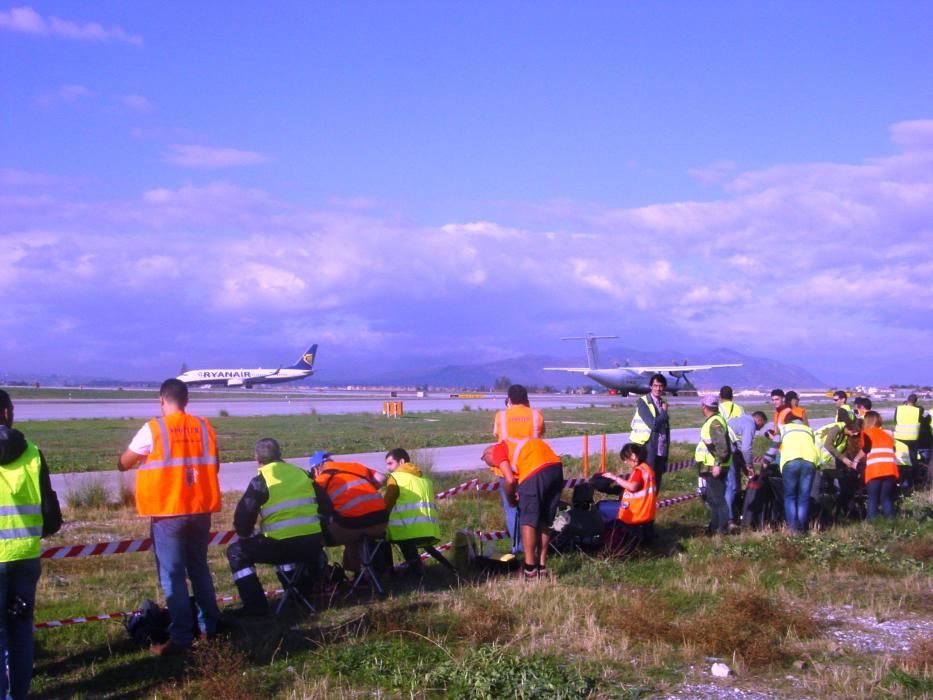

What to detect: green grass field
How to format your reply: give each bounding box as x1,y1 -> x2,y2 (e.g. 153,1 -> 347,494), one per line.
22,402 -> 853,474
27,440 -> 933,699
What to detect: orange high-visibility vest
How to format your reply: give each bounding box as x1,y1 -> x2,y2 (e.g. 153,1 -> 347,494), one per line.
618,463 -> 657,525
508,438 -> 561,484
492,405 -> 544,477
316,461 -> 386,518
137,413 -> 221,517
861,428 -> 899,483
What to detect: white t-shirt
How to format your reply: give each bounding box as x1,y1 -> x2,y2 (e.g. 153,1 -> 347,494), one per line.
128,423 -> 154,456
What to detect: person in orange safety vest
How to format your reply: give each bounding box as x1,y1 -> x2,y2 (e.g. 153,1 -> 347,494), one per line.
848,411 -> 899,520
118,379 -> 221,656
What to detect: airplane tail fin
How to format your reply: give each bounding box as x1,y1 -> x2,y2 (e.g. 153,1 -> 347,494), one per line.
290,344 -> 318,370
560,333 -> 618,370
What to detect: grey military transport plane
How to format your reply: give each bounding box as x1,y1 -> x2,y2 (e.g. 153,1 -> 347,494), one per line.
544,334 -> 740,396
177,344 -> 317,388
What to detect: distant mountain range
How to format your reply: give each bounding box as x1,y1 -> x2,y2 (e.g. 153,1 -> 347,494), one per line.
335,345 -> 826,390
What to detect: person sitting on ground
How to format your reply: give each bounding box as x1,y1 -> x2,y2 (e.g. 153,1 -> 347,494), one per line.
309,451 -> 387,574
785,391 -> 809,425
599,442 -> 657,551
482,438 -> 564,580
847,411 -> 899,521
383,448 -> 442,578
225,438 -> 324,617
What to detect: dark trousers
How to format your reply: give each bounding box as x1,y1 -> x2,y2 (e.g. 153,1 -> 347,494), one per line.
227,533 -> 324,611
866,477 -> 897,520
704,471 -> 729,534
646,451 -> 668,492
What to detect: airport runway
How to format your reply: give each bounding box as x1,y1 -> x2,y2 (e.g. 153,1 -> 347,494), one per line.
51,414 -> 876,500
18,393 -> 644,421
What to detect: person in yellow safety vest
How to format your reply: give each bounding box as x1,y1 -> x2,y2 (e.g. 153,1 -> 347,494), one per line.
383,448 -> 444,577
775,415 -> 820,534
695,395 -> 732,535
832,390 -> 857,424
482,438 -> 564,579
0,390 -> 62,700
629,373 -> 670,491
225,438 -> 324,617
718,385 -> 745,420
118,379 -> 221,656
492,384 -> 545,554
894,394 -> 924,487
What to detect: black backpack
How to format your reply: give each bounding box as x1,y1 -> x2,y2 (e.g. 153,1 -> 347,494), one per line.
125,599 -> 170,647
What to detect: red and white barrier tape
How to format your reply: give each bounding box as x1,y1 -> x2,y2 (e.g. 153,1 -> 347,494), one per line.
41,462 -> 698,560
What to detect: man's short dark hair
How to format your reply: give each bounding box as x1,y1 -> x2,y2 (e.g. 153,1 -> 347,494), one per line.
507,384 -> 530,406
649,373 -> 667,388
833,390 -> 848,401
854,396 -> 873,410
908,393 -> 918,404
770,389 -> 785,399
0,389 -> 11,412
719,385 -> 734,401
785,390 -> 799,402
160,378 -> 189,407
255,438 -> 282,465
386,448 -> 410,463
752,411 -> 767,423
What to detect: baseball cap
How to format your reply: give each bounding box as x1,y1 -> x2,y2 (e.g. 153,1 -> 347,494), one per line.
700,394 -> 719,409
308,450 -> 332,468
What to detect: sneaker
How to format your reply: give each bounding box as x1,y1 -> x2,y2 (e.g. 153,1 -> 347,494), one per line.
536,566 -> 550,578
149,640 -> 191,657
521,565 -> 538,581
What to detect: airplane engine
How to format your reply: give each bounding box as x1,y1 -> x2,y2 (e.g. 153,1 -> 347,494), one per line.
227,378 -> 245,387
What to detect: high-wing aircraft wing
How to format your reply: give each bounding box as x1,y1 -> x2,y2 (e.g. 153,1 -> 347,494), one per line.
620,363 -> 743,373
542,367 -> 591,373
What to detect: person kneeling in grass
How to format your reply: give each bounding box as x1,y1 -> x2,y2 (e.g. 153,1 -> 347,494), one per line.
482,438 -> 563,579
599,442 -> 657,552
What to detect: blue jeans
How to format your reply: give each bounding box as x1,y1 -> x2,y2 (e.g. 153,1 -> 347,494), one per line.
866,476 -> 896,520
782,459 -> 816,533
151,514 -> 220,645
499,478 -> 522,554
725,461 -> 742,523
0,557 -> 41,700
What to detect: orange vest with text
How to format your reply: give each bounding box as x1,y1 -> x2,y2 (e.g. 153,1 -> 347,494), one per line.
492,405 -> 544,477
509,438 -> 561,484
137,413 -> 221,517
618,463 -> 657,525
315,461 -> 386,518
861,428 -> 899,483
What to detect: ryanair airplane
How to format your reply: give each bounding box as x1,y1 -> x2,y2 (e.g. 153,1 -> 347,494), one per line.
177,344 -> 318,388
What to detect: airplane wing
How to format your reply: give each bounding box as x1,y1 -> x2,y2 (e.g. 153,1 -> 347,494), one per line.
623,363 -> 743,373
543,367 -> 592,373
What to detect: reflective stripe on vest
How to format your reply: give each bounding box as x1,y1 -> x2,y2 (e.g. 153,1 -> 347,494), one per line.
629,396 -> 656,445
814,422 -> 846,467
387,471 -> 441,543
137,414 -> 221,517
862,428 -> 899,483
779,423 -> 819,470
258,461 -> 322,540
0,440 -> 43,562
894,406 -> 921,441
494,407 -> 543,478
695,414 -> 732,468
894,440 -> 912,467
618,463 -> 657,525
510,438 -> 561,483
317,465 -> 386,519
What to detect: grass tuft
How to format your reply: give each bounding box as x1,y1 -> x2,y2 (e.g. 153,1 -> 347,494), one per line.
64,478 -> 111,510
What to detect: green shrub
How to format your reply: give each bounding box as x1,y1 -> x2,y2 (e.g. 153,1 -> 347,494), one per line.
64,478 -> 111,510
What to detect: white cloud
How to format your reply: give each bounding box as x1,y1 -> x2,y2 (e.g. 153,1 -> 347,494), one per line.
0,6 -> 143,45
36,84 -> 96,107
889,119 -> 933,150
120,94 -> 153,113
163,144 -> 269,169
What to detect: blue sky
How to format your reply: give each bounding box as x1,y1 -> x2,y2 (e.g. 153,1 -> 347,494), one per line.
2,2 -> 932,385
